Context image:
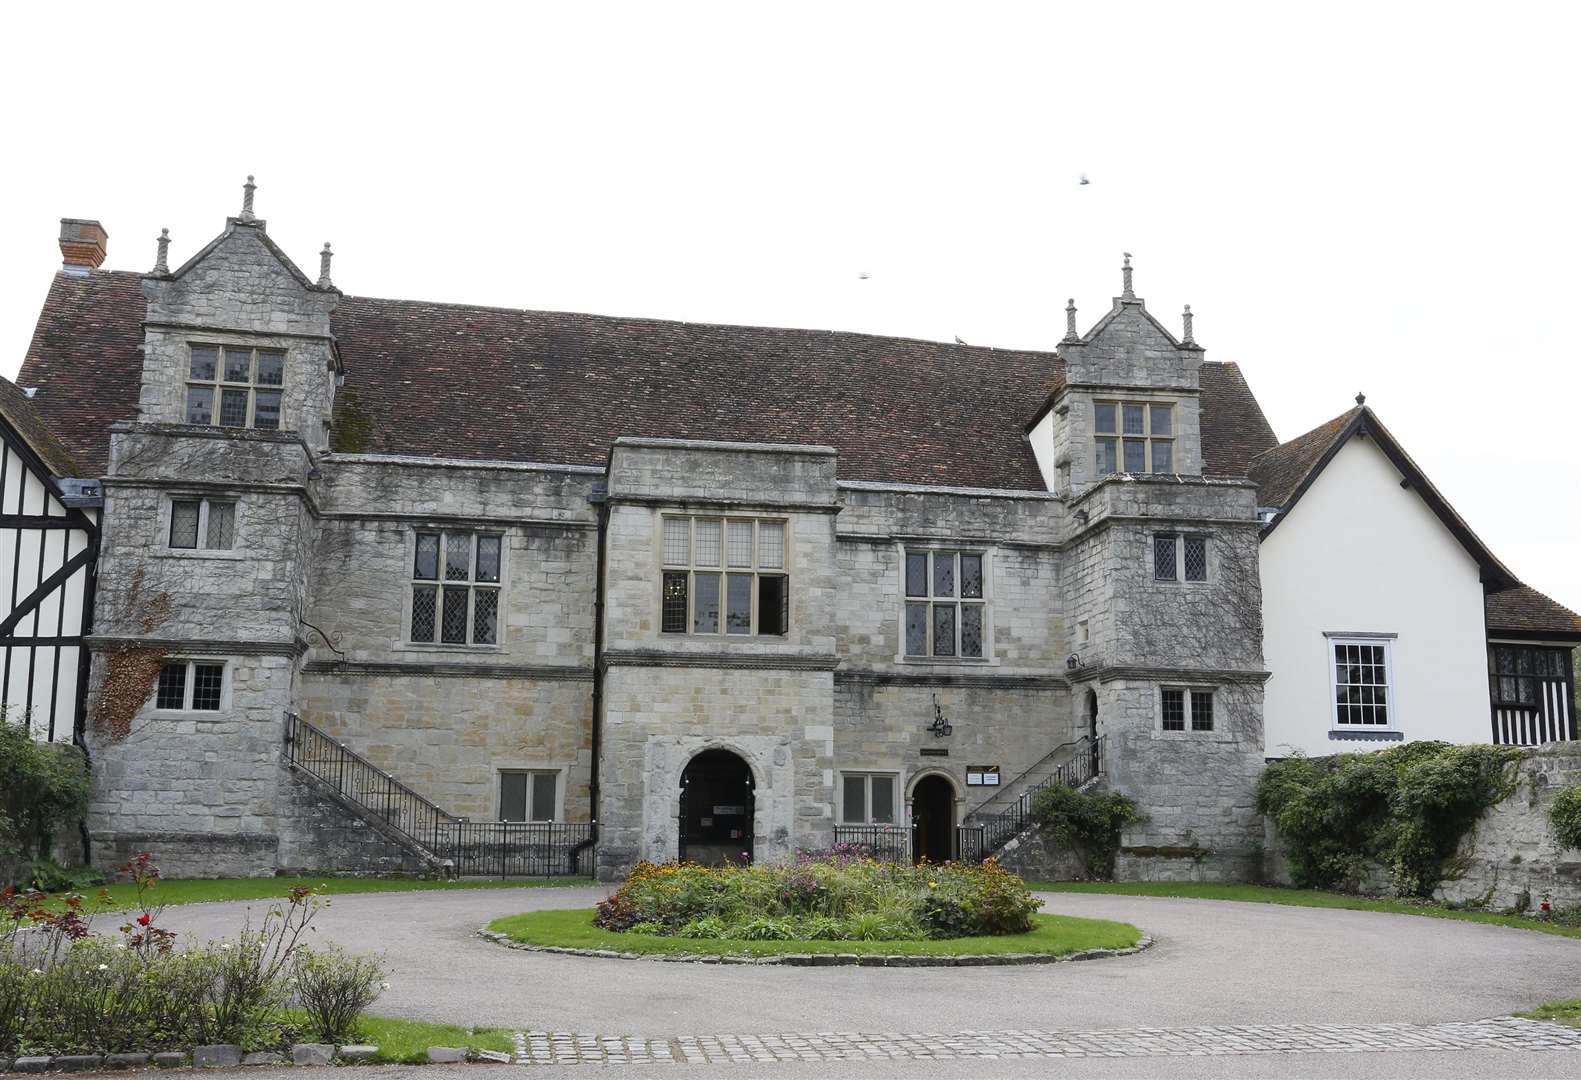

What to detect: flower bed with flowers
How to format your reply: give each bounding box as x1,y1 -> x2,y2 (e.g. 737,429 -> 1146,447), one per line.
1,854 -> 389,1059
593,851 -> 1043,942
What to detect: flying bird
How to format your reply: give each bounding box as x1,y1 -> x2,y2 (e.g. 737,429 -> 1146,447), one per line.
857,271 -> 870,280
1079,174 -> 1091,185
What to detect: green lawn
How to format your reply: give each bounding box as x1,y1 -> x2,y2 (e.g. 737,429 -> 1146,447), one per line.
351,1015 -> 515,1063
1029,881 -> 1581,940
1518,1000 -> 1581,1030
487,907 -> 1142,958
35,875 -> 593,913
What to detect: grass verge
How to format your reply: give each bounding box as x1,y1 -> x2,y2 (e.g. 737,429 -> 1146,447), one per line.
487,907 -> 1142,957
351,1015 -> 516,1063
1517,1000 -> 1581,1030
1029,881 -> 1581,940
33,876 -> 593,913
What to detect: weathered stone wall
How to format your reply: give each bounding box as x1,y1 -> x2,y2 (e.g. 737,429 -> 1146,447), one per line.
139,221 -> 339,451
275,770 -> 434,876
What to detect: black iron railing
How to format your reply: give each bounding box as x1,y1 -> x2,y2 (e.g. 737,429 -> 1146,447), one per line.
448,821 -> 596,877
963,734 -> 1106,857
956,825 -> 986,864
284,713 -> 593,877
284,712 -> 453,855
832,824 -> 911,864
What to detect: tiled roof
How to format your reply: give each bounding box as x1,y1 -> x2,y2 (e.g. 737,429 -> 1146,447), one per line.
1486,585 -> 1581,640
0,374 -> 81,477
17,270 -> 1278,491
16,271 -> 147,476
1246,406 -> 1362,508
1199,362 -> 1279,478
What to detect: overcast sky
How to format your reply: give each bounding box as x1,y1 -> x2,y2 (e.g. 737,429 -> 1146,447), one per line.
2,2 -> 1577,611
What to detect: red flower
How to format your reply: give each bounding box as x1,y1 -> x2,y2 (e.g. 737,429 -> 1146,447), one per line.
1540,901 -> 1552,912
137,913 -> 151,926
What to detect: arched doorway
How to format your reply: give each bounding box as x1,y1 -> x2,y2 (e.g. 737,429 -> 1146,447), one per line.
678,749 -> 754,866
911,774 -> 955,864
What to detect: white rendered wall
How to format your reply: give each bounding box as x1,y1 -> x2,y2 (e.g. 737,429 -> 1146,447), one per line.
1028,410 -> 1056,491
1261,435 -> 1491,757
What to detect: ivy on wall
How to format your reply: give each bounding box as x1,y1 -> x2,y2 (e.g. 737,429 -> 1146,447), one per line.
1257,741 -> 1522,897
1551,784 -> 1581,851
94,568 -> 173,743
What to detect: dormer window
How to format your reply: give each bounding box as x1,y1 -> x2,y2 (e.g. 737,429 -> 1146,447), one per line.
1095,401 -> 1173,475
186,344 -> 285,431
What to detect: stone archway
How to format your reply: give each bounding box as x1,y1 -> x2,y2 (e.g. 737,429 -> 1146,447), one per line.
678,748 -> 755,866
910,773 -> 957,864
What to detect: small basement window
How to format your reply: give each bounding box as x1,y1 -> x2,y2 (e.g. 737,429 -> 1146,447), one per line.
499,770 -> 557,822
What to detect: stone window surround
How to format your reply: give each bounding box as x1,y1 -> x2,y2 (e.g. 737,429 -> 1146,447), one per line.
1153,683 -> 1231,741
148,657 -> 230,716
154,493 -> 247,561
184,340 -> 288,431
839,770 -> 902,826
893,543 -> 996,667
396,527 -> 508,654
1094,397 -> 1175,476
1151,531 -> 1211,584
496,764 -> 565,822
1325,631 -> 1399,733
658,514 -> 790,638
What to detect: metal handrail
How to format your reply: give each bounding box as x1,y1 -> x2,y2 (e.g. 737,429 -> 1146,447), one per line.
284,712 -> 458,853
963,735 -> 1106,856
963,735 -> 1084,820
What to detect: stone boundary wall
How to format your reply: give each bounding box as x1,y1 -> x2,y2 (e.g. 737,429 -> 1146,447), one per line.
1264,743 -> 1581,909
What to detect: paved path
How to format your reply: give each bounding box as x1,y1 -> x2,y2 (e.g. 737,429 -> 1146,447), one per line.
155,884 -> 1581,1071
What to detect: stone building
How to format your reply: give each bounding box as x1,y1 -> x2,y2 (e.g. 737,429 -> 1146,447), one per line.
10,180 -> 1314,880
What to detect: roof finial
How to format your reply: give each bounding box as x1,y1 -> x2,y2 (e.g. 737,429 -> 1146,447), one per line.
240,175 -> 257,221
318,242 -> 334,289
1121,252 -> 1135,299
1181,304 -> 1194,345
1063,298 -> 1079,342
1355,391 -> 1366,407
152,228 -> 171,275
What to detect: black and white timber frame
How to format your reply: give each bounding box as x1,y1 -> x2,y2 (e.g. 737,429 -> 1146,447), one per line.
0,418 -> 99,743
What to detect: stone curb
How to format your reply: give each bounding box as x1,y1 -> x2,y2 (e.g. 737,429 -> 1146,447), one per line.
475,927 -> 1155,966
0,1043 -> 390,1073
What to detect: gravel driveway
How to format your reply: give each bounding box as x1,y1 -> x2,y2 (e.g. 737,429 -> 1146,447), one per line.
153,884 -> 1581,1038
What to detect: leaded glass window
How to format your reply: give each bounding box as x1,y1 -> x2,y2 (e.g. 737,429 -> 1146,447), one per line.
409,531 -> 504,646
1161,687 -> 1214,732
1154,535 -> 1178,581
168,497 -> 236,551
155,660 -> 224,712
1095,399 -> 1174,476
1332,639 -> 1392,727
1154,533 -> 1209,583
185,344 -> 286,430
660,516 -> 789,636
902,549 -> 987,658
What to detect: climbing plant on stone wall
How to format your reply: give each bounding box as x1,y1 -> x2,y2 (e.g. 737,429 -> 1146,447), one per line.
1551,784 -> 1581,851
1257,741 -> 1522,898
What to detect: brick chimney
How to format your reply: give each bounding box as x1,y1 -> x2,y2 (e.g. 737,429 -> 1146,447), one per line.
59,218 -> 108,274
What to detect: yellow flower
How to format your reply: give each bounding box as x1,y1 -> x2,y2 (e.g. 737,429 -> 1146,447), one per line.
929,881 -> 937,888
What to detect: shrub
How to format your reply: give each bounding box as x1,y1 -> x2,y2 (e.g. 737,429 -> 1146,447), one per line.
1257,742 -> 1521,896
592,853 -> 1040,941
0,719 -> 90,875
292,947 -> 386,1044
1552,784 -> 1581,851
0,855 -> 384,1057
1029,785 -> 1141,879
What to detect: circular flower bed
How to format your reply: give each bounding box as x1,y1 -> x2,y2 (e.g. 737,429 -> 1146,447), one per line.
594,853 -> 1041,942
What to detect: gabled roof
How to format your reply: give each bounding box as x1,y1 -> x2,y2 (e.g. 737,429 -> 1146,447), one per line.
158,218 -> 330,294
1248,404 -> 1519,591
1486,585 -> 1581,642
16,269 -> 1282,491
0,373 -> 81,477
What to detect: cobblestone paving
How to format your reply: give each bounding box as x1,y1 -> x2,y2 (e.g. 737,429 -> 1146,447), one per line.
510,1018 -> 1581,1066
